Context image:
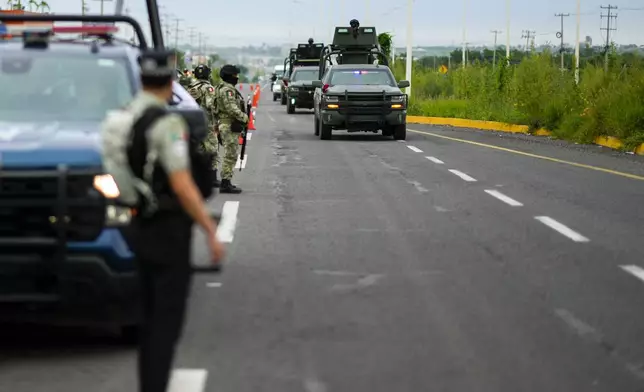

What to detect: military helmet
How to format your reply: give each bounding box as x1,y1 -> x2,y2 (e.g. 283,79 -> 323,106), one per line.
219,64 -> 240,79
193,64 -> 211,80
308,37 -> 314,44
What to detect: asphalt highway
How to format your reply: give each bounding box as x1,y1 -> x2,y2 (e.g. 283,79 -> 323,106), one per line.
2,85 -> 644,392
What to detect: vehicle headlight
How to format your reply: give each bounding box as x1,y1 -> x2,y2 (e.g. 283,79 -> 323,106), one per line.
106,205 -> 132,226
390,95 -> 405,102
93,174 -> 120,198
324,95 -> 339,102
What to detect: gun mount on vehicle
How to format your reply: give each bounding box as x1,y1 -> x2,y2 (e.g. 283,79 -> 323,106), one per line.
318,19 -> 388,79
283,41 -> 324,77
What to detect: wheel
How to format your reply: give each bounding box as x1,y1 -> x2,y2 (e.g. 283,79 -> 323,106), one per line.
287,100 -> 295,114
382,126 -> 394,137
281,94 -> 287,105
273,94 -> 277,101
118,324 -> 141,345
314,116 -> 320,135
319,120 -> 332,140
393,124 -> 407,140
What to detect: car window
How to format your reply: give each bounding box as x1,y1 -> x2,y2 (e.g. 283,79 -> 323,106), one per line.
329,69 -> 395,86
0,53 -> 133,122
291,69 -> 318,82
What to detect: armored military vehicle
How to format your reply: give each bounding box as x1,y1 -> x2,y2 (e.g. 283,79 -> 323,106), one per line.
282,38 -> 324,113
312,20 -> 409,140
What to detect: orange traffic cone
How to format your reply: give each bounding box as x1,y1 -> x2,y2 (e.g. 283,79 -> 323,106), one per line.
239,84 -> 243,90
252,88 -> 259,108
248,111 -> 256,130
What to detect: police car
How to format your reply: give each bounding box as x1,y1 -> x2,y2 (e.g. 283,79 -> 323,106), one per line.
0,19 -> 203,339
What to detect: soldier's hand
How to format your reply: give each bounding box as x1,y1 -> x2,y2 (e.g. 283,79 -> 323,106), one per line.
208,234 -> 226,264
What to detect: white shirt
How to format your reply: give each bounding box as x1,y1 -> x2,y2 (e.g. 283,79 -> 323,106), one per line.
170,81 -> 199,109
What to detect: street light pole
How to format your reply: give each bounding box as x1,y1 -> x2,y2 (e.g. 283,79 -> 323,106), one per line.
574,0 -> 581,83
506,0 -> 511,59
405,0 -> 413,98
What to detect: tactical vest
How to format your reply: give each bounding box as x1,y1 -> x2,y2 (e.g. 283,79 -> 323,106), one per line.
127,107 -> 213,217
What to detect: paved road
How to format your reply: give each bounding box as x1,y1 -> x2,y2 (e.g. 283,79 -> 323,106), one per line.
2,85 -> 644,392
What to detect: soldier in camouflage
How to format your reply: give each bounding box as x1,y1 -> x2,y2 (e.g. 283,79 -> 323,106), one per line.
187,64 -> 221,187
178,68 -> 193,88
214,64 -> 247,194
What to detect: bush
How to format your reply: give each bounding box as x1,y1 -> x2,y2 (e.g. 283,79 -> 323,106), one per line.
402,51 -> 644,147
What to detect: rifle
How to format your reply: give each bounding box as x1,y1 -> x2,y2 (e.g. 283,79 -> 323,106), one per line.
239,96 -> 252,171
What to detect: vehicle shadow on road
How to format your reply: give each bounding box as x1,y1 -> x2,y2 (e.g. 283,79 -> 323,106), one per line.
0,323 -> 133,360
329,134 -> 396,142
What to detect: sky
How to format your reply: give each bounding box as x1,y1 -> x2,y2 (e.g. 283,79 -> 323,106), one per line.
46,0 -> 643,47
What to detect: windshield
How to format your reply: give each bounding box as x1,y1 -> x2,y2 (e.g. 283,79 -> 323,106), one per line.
329,69 -> 395,86
0,53 -> 133,122
291,69 -> 318,82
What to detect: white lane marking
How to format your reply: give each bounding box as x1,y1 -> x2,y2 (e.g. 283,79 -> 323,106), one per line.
397,140 -> 406,143
168,369 -> 208,392
206,282 -> 222,288
484,189 -> 523,206
246,132 -> 252,141
330,274 -> 384,292
425,156 -> 444,164
407,179 -> 429,193
314,270 -> 362,276
267,113 -> 276,122
534,216 -> 589,242
234,155 -> 247,169
407,145 -> 423,153
216,201 -> 239,243
448,169 -> 477,182
304,379 -> 327,392
620,265 -> 644,284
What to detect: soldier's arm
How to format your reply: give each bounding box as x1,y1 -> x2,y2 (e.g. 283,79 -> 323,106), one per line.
222,88 -> 249,123
152,115 -> 218,237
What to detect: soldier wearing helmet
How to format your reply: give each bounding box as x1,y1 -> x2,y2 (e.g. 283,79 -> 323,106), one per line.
187,64 -> 221,187
213,64 -> 248,193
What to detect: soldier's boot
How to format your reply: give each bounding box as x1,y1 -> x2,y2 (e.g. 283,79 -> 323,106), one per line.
212,169 -> 221,188
220,179 -> 242,194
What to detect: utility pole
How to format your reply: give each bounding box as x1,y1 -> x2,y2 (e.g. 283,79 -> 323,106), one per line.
81,0 -> 88,14
491,30 -> 502,68
173,18 -> 183,69
555,13 -> 569,70
600,5 -> 617,72
574,0 -> 580,84
188,27 -> 197,52
521,30 -> 535,53
198,32 -> 203,61
92,0 -> 112,15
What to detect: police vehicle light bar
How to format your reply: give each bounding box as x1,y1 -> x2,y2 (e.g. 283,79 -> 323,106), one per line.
52,25 -> 119,34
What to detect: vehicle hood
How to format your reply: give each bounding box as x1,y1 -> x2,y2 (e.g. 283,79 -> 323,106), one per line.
0,122 -> 103,168
290,81 -> 316,87
326,84 -> 402,94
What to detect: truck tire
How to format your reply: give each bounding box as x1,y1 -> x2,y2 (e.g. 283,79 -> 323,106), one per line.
287,100 -> 295,114
319,121 -> 332,140
314,116 -> 320,136
393,124 -> 407,140
273,94 -> 277,101
281,94 -> 287,105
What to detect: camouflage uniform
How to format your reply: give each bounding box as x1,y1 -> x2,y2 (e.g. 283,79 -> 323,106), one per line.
178,74 -> 193,88
187,78 -> 221,176
214,80 -> 248,183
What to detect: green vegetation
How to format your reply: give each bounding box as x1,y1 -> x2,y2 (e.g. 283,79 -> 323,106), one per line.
392,47 -> 644,149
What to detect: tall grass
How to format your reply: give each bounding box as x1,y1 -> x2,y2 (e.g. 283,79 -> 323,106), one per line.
394,51 -> 644,148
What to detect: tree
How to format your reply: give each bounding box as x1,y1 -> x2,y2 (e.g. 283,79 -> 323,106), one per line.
378,32 -> 393,64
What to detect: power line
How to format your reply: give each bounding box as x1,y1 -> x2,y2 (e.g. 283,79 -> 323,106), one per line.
555,13 -> 570,70
521,30 -> 535,52
490,30 -> 502,68
92,0 -> 112,15
600,4 -> 617,71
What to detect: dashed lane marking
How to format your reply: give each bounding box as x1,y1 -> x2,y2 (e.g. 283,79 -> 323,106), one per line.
216,201 -> 239,243
425,156 -> 444,164
407,145 -> 423,153
408,128 -> 644,181
484,189 -> 523,206
168,369 -> 208,392
246,132 -> 252,141
620,265 -> 644,284
234,155 -> 247,169
448,169 -> 477,182
534,216 -> 589,242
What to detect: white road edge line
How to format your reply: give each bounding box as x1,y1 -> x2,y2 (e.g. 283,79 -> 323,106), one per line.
168,369 -> 208,392
448,169 -> 477,182
234,155 -> 247,169
247,132 -> 252,141
534,216 -> 589,242
425,156 -> 444,164
620,265 -> 644,283
216,201 -> 239,243
484,189 -> 523,206
407,145 -> 423,153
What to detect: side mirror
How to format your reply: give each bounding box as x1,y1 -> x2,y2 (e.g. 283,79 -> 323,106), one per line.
311,80 -> 322,88
397,80 -> 410,89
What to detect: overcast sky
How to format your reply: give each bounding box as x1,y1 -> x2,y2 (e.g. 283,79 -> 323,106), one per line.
48,0 -> 642,47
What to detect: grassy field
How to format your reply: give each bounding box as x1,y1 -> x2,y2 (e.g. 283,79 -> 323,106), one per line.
393,51 -> 644,149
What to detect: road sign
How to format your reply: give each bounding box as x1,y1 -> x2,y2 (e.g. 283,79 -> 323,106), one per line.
439,65 -> 448,74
